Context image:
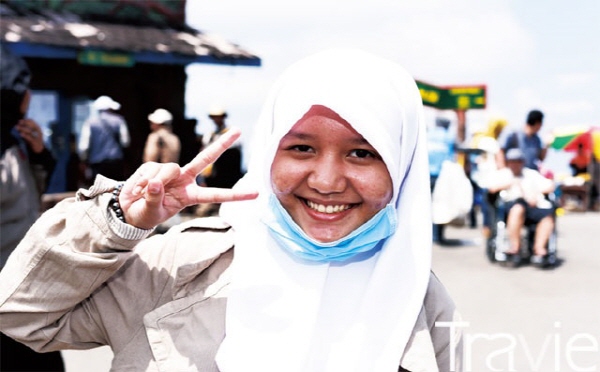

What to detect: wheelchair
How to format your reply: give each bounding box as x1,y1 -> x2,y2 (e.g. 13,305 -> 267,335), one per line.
485,191 -> 558,268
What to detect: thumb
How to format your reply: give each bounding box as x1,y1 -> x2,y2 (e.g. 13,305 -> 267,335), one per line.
144,179 -> 165,207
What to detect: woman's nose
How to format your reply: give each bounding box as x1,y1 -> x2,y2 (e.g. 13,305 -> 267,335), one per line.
307,156 -> 347,194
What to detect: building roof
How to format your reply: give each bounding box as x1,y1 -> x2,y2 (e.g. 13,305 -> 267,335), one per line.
0,1 -> 261,67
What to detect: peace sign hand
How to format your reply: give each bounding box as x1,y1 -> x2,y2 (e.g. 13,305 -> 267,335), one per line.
119,128 -> 258,229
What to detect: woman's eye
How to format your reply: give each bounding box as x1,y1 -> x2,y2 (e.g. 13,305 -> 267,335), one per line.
350,149 -> 377,159
290,144 -> 313,152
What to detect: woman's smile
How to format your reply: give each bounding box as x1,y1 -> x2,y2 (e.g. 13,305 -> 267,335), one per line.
303,198 -> 354,214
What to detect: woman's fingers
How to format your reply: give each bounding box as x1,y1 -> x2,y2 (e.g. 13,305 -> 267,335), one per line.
142,178 -> 165,208
141,164 -> 183,207
182,127 -> 241,177
151,163 -> 182,186
127,162 -> 177,192
189,187 -> 258,205
126,162 -> 160,195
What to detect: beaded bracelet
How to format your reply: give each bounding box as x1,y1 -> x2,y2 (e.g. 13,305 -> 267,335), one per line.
110,183 -> 126,223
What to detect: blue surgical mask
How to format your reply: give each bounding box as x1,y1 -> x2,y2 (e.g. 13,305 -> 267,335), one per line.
262,195 -> 397,262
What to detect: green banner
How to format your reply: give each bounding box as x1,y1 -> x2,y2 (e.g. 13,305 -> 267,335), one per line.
416,80 -> 486,110
78,50 -> 134,67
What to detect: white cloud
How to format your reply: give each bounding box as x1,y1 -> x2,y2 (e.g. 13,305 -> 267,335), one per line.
549,100 -> 595,115
556,72 -> 598,86
514,88 -> 543,113
186,0 -> 535,82
389,12 -> 534,81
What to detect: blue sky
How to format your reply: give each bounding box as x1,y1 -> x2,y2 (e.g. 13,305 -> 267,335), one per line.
184,0 -> 599,175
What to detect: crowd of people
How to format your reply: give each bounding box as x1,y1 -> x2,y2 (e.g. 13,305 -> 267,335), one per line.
428,105 -> 599,267
481,109 -> 557,260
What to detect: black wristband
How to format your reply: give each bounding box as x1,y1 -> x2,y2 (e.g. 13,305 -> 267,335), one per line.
110,183 -> 126,223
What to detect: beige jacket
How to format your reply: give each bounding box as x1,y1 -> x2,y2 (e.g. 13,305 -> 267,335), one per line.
0,179 -> 462,372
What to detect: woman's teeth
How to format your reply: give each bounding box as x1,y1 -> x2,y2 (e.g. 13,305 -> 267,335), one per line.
306,200 -> 351,214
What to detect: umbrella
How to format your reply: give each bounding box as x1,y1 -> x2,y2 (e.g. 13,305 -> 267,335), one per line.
550,125 -> 600,161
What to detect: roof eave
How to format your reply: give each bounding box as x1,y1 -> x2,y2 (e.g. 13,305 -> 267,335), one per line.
3,41 -> 261,67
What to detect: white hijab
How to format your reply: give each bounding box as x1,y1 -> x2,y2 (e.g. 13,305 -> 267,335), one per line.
218,49 -> 432,371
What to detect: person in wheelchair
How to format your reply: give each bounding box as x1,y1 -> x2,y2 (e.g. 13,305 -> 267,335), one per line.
484,148 -> 556,267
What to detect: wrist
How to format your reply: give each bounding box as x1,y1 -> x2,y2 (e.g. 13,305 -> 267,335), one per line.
29,143 -> 44,153
110,183 -> 126,223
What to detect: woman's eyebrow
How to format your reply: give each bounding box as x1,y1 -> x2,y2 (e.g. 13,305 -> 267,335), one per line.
349,137 -> 370,145
283,130 -> 370,145
281,130 -> 314,140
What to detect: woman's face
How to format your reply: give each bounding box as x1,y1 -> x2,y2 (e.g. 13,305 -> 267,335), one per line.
270,105 -> 393,243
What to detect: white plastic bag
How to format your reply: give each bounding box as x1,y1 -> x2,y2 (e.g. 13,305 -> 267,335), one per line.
431,160 -> 473,224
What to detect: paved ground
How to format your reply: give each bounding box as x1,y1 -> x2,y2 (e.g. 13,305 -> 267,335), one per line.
432,210 -> 600,371
60,210 -> 600,371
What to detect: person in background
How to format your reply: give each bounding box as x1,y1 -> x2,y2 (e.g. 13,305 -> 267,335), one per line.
143,108 -> 181,164
497,109 -> 547,171
199,106 -> 244,188
199,106 -> 228,150
569,142 -> 591,176
0,49 -> 462,372
485,148 -> 555,268
0,43 -> 63,372
470,117 -> 508,238
567,142 -> 599,210
196,106 -> 244,216
427,116 -> 456,243
78,95 -> 130,182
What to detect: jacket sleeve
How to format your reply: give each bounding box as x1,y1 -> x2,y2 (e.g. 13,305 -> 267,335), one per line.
400,272 -> 464,372
427,272 -> 464,372
0,176 -> 155,352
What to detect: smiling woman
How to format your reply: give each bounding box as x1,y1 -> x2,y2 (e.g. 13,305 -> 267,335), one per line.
0,48 -> 462,372
219,48 -> 463,371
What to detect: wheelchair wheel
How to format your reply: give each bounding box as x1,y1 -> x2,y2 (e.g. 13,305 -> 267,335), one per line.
486,220 -> 510,264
